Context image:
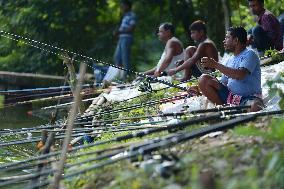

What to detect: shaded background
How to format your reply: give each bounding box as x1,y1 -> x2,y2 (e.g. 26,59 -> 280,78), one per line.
0,0 -> 283,75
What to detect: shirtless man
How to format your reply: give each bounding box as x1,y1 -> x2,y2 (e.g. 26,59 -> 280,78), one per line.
168,20 -> 218,81
144,22 -> 184,77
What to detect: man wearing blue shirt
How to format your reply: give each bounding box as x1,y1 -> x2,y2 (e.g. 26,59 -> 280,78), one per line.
113,0 -> 136,80
197,26 -> 263,112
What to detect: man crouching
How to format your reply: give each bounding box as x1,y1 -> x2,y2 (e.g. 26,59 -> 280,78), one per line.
198,26 -> 263,112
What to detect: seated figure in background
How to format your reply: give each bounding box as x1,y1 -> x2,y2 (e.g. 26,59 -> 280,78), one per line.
247,0 -> 283,54
144,22 -> 184,77
167,20 -> 219,81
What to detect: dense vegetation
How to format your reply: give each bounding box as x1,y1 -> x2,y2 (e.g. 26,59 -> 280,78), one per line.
0,0 -> 283,75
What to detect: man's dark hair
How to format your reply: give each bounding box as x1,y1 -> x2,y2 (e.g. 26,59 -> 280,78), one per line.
227,26 -> 247,45
248,0 -> 264,5
161,22 -> 175,35
190,20 -> 207,34
121,0 -> 132,9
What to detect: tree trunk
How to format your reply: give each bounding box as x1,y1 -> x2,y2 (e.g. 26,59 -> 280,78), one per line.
221,0 -> 230,31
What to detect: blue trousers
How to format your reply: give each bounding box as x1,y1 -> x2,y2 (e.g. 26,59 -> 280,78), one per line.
248,25 -> 274,52
114,36 -> 133,80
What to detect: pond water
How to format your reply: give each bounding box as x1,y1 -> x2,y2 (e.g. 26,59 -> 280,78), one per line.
0,105 -> 47,129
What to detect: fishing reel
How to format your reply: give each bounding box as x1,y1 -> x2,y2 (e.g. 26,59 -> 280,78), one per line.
138,78 -> 153,92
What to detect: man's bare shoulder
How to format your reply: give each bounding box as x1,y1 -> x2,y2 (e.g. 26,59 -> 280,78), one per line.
167,37 -> 183,48
198,39 -> 217,49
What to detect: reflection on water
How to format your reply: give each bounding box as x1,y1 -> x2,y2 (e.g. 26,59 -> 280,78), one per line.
0,105 -> 47,129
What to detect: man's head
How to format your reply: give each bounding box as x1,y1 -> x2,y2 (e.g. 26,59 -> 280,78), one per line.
157,22 -> 175,42
224,26 -> 247,52
190,20 -> 207,42
121,0 -> 132,13
248,0 -> 264,16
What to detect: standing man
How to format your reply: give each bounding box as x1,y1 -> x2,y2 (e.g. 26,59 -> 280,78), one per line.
167,20 -> 219,81
144,22 -> 184,77
247,0 -> 283,53
113,0 -> 136,80
198,26 -> 263,112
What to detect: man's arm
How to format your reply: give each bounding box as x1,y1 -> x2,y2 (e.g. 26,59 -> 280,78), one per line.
144,66 -> 157,75
201,57 -> 249,80
172,43 -> 207,74
118,25 -> 135,34
154,41 -> 176,76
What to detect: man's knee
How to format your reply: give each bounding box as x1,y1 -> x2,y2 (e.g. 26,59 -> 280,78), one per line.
186,46 -> 197,57
252,25 -> 265,38
198,74 -> 212,88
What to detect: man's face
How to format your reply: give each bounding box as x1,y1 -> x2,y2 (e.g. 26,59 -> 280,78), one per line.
190,30 -> 203,42
223,31 -> 236,52
248,0 -> 263,15
157,25 -> 170,42
120,3 -> 129,13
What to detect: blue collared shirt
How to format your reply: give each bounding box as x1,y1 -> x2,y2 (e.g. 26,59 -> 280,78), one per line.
119,11 -> 136,37
221,48 -> 262,96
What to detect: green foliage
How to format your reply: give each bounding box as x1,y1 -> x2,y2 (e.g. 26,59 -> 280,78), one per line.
230,0 -> 284,30
234,118 -> 284,141
0,95 -> 4,109
0,0 -> 229,75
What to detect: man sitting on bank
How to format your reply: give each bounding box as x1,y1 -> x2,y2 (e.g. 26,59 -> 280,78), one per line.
198,26 -> 263,112
167,20 -> 219,81
144,22 -> 184,77
247,0 -> 283,54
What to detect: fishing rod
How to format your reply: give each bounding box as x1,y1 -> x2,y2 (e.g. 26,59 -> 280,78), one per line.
0,84 -> 93,95
2,89 -> 95,109
0,107 -> 258,174
40,95 -> 103,111
23,109 -> 284,189
0,31 -> 187,91
0,124 -> 61,134
0,112 -> 225,171
0,113 -> 223,186
0,117 -> 166,137
77,105 -> 250,125
5,90 -> 73,103
0,132 -> 94,148
76,93 -> 189,122
0,123 -> 173,148
1,143 -> 131,173
40,78 -> 194,112
0,132 -> 183,185
0,124 -> 168,139
0,105 -> 248,137
2,110 -> 278,185
0,110 -> 266,188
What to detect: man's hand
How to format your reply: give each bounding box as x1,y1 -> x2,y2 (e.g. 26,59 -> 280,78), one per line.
201,57 -> 217,69
154,70 -> 161,77
247,34 -> 254,46
167,68 -> 177,76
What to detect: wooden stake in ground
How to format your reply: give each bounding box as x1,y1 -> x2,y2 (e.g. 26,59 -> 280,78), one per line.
49,63 -> 87,189
62,55 -> 85,113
